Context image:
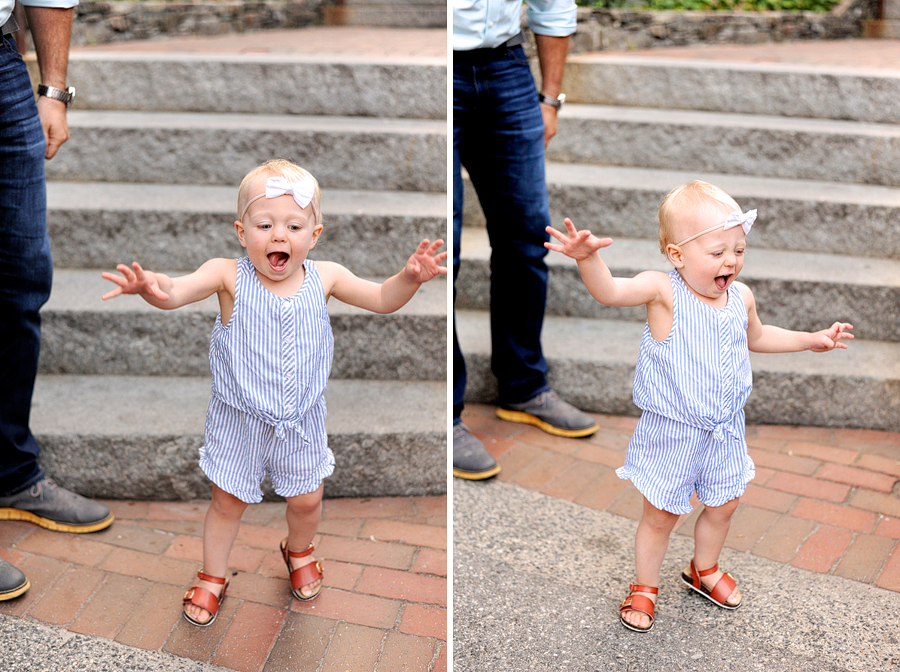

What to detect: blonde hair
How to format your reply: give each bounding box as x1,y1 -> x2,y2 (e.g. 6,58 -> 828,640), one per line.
657,180 -> 740,254
237,159 -> 322,228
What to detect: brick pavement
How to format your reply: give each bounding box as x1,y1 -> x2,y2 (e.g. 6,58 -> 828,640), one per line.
460,404 -> 900,593
0,495 -> 447,672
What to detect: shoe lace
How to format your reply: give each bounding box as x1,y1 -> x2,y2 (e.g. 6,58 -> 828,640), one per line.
29,478 -> 58,499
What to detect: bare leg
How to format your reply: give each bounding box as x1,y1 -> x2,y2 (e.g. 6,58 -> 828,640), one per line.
284,483 -> 324,598
184,485 -> 248,624
686,497 -> 741,606
623,497 -> 680,630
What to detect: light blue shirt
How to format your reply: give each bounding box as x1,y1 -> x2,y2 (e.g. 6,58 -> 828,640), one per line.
1,0 -> 79,30
453,0 -> 576,51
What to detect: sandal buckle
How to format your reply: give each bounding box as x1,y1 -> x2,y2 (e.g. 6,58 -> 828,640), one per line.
184,588 -> 195,601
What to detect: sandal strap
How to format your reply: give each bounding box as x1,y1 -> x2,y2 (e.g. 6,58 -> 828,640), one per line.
620,593 -> 655,622
708,571 -> 737,606
290,559 -> 324,593
197,570 -> 227,585
184,585 -> 222,617
287,542 -> 316,560
629,583 -> 659,595
696,563 -> 719,578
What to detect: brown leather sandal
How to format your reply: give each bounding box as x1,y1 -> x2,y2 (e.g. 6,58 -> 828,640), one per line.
182,570 -> 228,627
280,538 -> 323,601
619,583 -> 658,633
681,560 -> 742,610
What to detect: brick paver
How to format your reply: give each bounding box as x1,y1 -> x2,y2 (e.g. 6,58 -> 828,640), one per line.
461,403 -> 900,594
0,495 -> 446,670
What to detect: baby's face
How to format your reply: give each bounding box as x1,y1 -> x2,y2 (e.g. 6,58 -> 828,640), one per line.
672,209 -> 746,304
235,180 -> 322,289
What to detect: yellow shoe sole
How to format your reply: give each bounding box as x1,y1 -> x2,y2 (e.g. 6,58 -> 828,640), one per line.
496,408 -> 598,438
452,464 -> 501,480
0,579 -> 30,601
0,508 -> 114,534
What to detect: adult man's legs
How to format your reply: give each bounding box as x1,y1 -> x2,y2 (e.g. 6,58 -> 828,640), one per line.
451,46 -> 596,480
459,47 -> 597,438
0,33 -> 112,598
451,58 -> 501,480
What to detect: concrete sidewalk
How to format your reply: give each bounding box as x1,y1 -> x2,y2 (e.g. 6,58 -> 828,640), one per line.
0,495 -> 447,672
454,407 -> 900,671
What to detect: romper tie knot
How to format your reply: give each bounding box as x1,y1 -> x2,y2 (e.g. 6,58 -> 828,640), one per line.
712,420 -> 738,444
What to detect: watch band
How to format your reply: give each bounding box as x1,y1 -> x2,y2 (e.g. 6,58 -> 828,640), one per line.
37,84 -> 76,108
538,92 -> 565,109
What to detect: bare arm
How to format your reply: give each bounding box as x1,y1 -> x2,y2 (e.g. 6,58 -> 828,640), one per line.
101,259 -> 235,310
319,239 -> 447,314
739,282 -> 854,353
534,33 -> 569,147
23,5 -> 72,159
545,218 -> 666,308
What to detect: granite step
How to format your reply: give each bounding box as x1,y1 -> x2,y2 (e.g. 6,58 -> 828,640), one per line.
65,51 -> 446,118
549,104 -> 900,187
31,374 -> 446,500
39,269 -> 446,380
456,227 -> 900,342
463,164 -> 900,261
47,111 -> 446,191
47,181 -> 447,276
561,53 -> 900,123
455,309 -> 900,431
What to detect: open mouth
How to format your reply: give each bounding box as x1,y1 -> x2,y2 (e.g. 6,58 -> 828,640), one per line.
715,274 -> 731,291
268,251 -> 289,272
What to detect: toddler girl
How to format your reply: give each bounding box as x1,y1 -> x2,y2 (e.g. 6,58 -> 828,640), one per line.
102,159 -> 447,626
545,180 -> 852,632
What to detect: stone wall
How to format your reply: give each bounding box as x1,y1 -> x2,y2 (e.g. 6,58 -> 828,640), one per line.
72,0 -> 326,46
567,0 -> 879,52
69,0 -> 878,48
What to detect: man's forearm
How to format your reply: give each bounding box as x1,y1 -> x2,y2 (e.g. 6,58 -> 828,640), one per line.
23,6 -> 73,88
534,33 -> 570,98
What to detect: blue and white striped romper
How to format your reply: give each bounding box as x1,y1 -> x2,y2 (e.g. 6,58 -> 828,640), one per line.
616,269 -> 755,514
199,257 -> 335,503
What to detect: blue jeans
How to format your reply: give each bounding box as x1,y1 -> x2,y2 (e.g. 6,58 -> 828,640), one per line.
453,45 -> 551,418
0,33 -> 51,495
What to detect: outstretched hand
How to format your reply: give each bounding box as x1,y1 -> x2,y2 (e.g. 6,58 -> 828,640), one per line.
404,239 -> 448,284
810,322 -> 854,352
101,262 -> 169,301
545,218 -> 613,261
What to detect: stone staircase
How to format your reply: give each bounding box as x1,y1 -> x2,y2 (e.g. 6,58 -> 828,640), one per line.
31,37 -> 448,500
457,54 -> 900,431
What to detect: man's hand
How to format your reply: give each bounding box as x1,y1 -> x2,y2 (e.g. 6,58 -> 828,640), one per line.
540,103 -> 558,147
36,95 -> 69,159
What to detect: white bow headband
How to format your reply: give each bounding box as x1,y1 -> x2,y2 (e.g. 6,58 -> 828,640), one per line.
674,209 -> 756,247
239,176 -> 316,222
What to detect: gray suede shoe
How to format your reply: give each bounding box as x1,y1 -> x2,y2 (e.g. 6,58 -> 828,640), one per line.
0,478 -> 113,533
453,422 -> 500,480
497,390 -> 598,438
0,558 -> 29,601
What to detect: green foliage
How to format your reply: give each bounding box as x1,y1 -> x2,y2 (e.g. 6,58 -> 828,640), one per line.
576,0 -> 839,11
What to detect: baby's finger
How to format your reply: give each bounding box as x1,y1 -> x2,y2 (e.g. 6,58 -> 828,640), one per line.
545,226 -> 562,242
101,287 -> 123,301
563,217 -> 578,234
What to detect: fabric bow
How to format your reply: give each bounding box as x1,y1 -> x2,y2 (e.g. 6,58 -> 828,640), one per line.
722,209 -> 757,235
265,176 -> 314,210
674,208 -> 757,247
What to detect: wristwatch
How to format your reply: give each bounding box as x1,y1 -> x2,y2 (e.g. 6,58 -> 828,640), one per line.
37,84 -> 76,108
538,92 -> 565,109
